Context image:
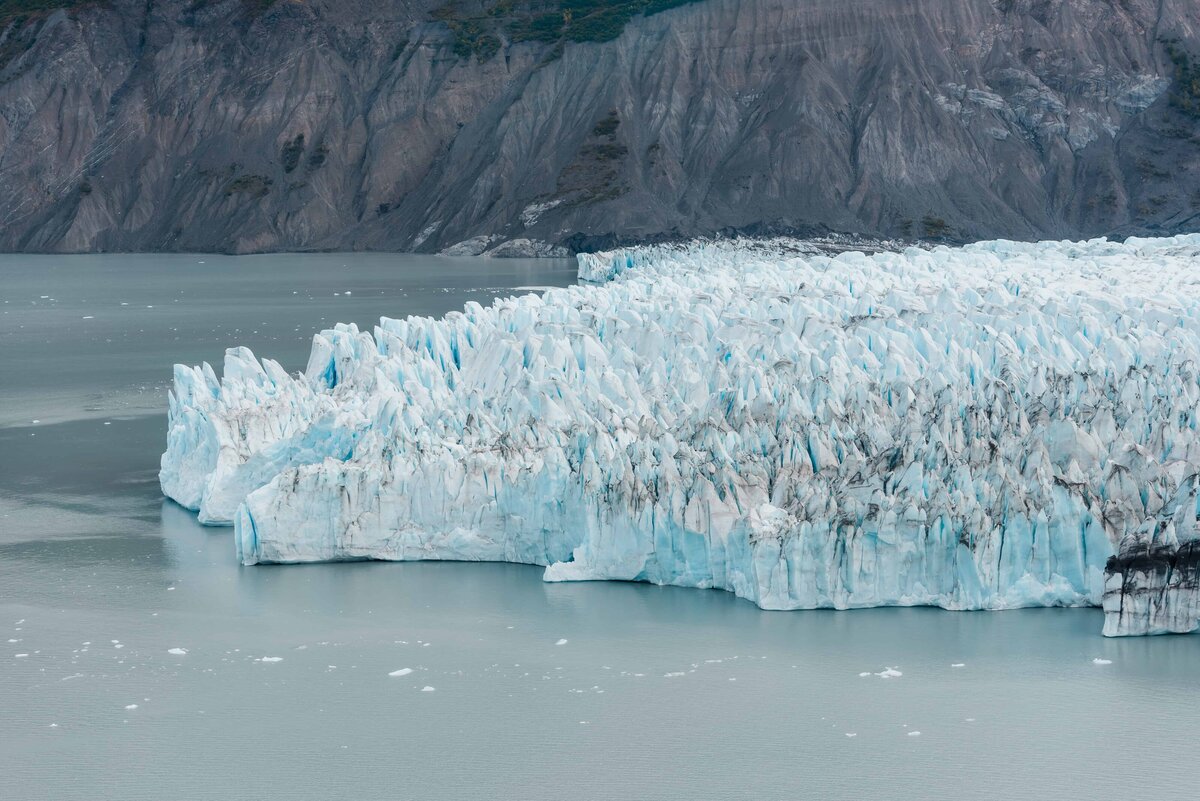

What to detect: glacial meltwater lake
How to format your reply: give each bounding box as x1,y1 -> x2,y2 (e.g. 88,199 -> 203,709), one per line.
1,253 -> 1197,801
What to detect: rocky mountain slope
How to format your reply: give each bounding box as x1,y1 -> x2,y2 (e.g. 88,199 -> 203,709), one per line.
1,0 -> 1199,254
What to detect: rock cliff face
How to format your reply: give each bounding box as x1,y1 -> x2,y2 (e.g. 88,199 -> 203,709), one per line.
2,0 -> 1199,253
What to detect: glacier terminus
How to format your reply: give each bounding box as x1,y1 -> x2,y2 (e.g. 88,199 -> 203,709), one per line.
159,236 -> 1200,637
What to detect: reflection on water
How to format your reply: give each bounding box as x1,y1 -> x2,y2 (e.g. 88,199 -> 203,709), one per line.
1,254 -> 1197,801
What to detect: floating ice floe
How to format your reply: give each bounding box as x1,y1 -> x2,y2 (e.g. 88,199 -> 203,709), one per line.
160,236 -> 1200,635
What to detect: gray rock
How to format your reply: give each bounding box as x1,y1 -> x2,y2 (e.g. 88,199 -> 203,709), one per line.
485,238 -> 571,258
2,0 -> 1199,254
439,236 -> 499,257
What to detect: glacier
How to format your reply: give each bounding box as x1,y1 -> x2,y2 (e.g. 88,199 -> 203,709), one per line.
1103,541 -> 1200,636
160,235 -> 1200,634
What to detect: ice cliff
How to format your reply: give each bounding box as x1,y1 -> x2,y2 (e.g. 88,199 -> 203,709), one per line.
1103,541 -> 1200,636
161,236 -> 1200,634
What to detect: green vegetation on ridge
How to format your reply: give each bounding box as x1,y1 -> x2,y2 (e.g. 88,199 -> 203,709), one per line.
1163,38 -> 1200,119
0,0 -> 91,25
433,0 -> 703,60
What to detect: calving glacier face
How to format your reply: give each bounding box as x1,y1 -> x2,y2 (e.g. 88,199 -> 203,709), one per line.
160,345 -> 363,525
1103,541 -> 1200,636
161,236 -> 1200,627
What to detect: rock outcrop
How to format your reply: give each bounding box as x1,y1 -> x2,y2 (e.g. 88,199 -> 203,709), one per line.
2,0 -> 1200,253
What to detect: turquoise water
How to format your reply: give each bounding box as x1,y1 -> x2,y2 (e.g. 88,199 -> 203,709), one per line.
1,254 -> 1196,800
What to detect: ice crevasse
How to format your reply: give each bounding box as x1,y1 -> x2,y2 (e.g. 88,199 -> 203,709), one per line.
160,236 -> 1200,633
